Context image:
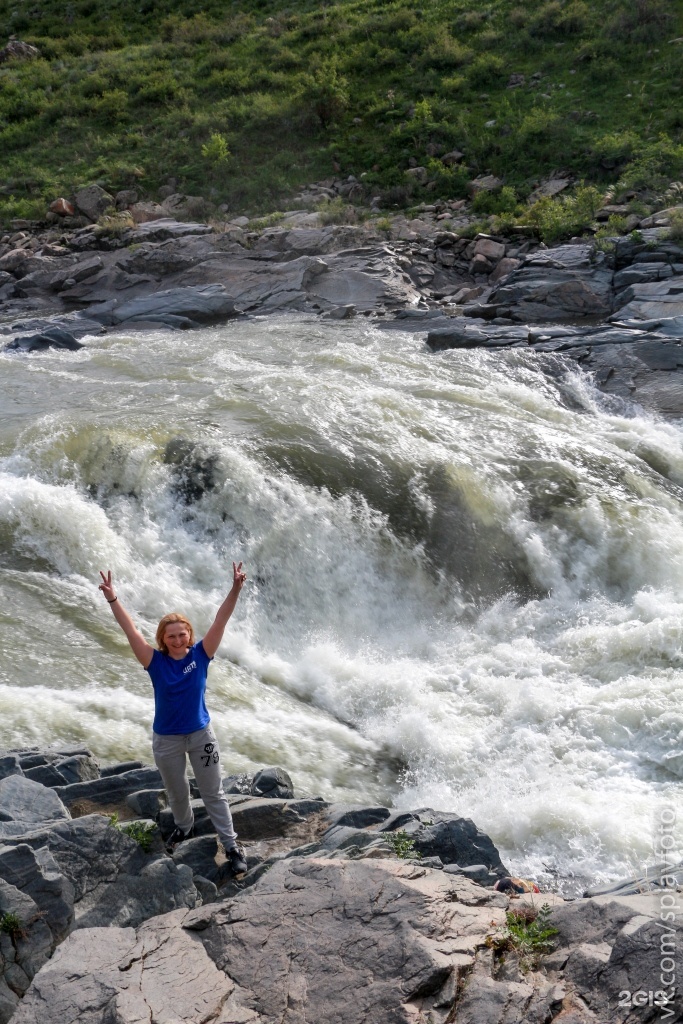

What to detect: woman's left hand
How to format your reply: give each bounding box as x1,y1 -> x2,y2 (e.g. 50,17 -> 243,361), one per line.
233,561 -> 247,591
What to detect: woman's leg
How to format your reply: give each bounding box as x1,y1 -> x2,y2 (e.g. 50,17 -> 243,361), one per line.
152,731 -> 194,834
187,725 -> 238,850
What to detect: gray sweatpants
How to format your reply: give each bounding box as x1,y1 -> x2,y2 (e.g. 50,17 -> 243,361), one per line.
152,724 -> 238,850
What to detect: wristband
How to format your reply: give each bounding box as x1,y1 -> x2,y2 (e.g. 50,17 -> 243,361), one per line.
107,597 -> 118,604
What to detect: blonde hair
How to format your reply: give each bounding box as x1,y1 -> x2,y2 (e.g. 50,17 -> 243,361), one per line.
156,613 -> 195,655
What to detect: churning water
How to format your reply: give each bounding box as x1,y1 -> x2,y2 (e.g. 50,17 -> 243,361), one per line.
1,314 -> 683,888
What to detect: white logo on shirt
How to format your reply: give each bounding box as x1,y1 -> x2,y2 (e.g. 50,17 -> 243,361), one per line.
183,660 -> 197,675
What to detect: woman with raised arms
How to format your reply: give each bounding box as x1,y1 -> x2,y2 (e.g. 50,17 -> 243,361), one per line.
98,562 -> 248,876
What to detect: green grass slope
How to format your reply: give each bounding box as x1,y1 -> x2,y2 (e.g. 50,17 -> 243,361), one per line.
0,0 -> 682,218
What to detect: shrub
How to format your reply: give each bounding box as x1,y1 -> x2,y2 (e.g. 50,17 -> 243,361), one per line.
385,830 -> 416,859
317,197 -> 357,225
109,813 -> 158,852
668,209 -> 683,242
526,183 -> 603,243
0,912 -> 24,939
201,132 -> 230,166
301,57 -> 349,129
487,903 -> 558,971
467,53 -> 506,88
604,0 -> 674,43
473,185 -> 518,215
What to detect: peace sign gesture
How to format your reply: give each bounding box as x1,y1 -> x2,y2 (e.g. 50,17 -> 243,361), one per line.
233,561 -> 247,591
99,569 -> 117,603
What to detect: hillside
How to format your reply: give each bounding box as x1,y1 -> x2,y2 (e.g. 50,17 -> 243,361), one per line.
0,0 -> 682,219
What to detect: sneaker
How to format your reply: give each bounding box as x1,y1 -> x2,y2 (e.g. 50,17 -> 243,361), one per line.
166,825 -> 195,853
227,844 -> 248,876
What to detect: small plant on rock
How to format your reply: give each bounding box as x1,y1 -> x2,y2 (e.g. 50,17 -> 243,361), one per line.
385,830 -> 417,859
108,812 -> 158,852
487,902 -> 558,971
667,209 -> 683,242
0,912 -> 24,939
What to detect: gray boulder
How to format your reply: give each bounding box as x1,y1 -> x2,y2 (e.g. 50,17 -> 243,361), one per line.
88,283 -> 241,326
11,857 -> 510,1024
0,776 -> 69,840
0,757 -> 22,782
0,879 -> 55,1024
0,844 -> 73,942
53,766 -> 162,814
251,766 -> 294,800
488,244 -> 613,321
409,810 -> 508,873
0,814 -> 197,931
3,327 -> 84,353
73,185 -> 114,223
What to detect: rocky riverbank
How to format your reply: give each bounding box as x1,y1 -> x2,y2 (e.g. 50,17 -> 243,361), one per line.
1,193 -> 683,417
0,745 -> 680,1024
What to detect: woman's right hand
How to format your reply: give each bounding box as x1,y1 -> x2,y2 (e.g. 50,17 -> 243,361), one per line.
99,570 -> 117,603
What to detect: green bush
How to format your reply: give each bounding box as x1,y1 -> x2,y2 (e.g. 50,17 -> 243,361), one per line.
488,903 -> 558,971
385,830 -> 417,859
0,912 -> 23,938
467,53 -> 506,88
604,0 -> 674,43
473,185 -> 518,215
668,209 -> 683,241
317,197 -> 357,225
201,132 -> 230,166
301,57 -> 349,129
526,184 -> 603,243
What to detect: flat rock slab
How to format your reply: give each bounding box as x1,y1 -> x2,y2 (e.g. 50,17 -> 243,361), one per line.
13,857 -> 509,1024
0,775 -> 69,830
53,766 -> 162,815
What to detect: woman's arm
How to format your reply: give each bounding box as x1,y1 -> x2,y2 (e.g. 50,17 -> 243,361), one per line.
99,570 -> 155,669
201,562 -> 247,659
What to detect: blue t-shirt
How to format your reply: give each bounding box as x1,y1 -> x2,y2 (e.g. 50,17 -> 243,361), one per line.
146,640 -> 213,735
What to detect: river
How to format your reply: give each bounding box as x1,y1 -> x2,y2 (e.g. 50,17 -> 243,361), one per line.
1,313 -> 682,890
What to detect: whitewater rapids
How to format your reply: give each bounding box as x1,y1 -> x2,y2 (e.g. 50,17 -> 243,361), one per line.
1,314 -> 682,889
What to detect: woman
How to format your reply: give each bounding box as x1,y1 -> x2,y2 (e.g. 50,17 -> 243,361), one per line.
98,562 -> 248,876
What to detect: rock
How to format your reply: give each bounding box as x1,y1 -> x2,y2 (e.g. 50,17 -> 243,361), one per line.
489,256 -> 521,283
114,189 -> 138,210
0,844 -> 74,943
326,805 -> 392,830
507,72 -> 525,88
441,149 -> 465,165
73,185 -> 114,223
0,814 -> 198,930
53,766 -> 163,814
89,283 -> 240,327
528,177 -> 572,203
0,756 -> 22,782
0,39 -> 40,63
0,250 -> 29,273
48,199 -> 74,217
0,776 -> 70,838
410,811 -> 508,873
163,438 -> 221,502
3,327 -> 84,353
125,790 -> 166,819
251,766 -> 295,800
100,761 -> 144,778
171,834 -> 231,886
131,217 -> 213,240
128,201 -> 166,224
161,193 -> 211,221
230,798 -> 327,841
468,175 -> 503,195
12,857 -> 509,1024
0,877 -> 54,1019
473,236 -> 506,261
322,303 -> 356,319
612,276 -> 683,320
405,166 -> 428,183
52,755 -> 99,786
22,765 -> 67,788
489,244 -> 613,321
